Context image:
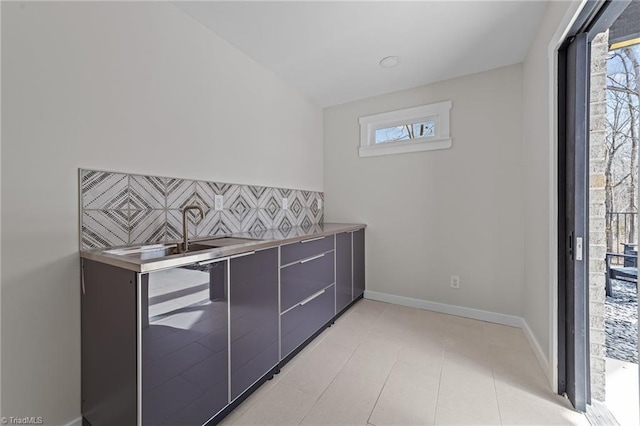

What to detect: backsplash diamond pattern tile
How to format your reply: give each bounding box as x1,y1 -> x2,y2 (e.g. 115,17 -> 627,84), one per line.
310,198 -> 320,216
241,186 -> 274,209
208,182 -> 233,195
130,210 -> 166,245
130,175 -> 165,210
243,185 -> 267,204
167,209 -> 198,240
211,184 -> 241,211
276,188 -> 292,199
255,209 -> 273,231
79,169 -> 323,249
264,194 -> 281,220
166,178 -> 194,209
218,210 -> 242,234
197,209 -> 219,238
300,213 -> 314,229
289,195 -> 304,218
82,171 -> 129,210
82,210 -> 129,249
229,191 -> 252,216
242,209 -> 269,233
274,211 -> 294,229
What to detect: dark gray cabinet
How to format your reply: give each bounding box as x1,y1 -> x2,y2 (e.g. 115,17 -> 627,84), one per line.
335,232 -> 352,313
281,236 -> 334,265
353,229 -> 365,298
281,285 -> 335,358
279,237 -> 336,360
142,259 -> 229,425
81,260 -> 137,426
81,227 -> 364,426
230,247 -> 279,401
281,252 -> 334,312
335,229 -> 365,314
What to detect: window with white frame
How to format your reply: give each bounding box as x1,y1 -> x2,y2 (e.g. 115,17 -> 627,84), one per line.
358,100 -> 452,157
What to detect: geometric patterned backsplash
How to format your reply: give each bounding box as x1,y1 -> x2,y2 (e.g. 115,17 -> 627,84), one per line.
80,169 -> 324,250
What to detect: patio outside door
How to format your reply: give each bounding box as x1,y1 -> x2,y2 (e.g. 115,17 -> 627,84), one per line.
559,32 -> 590,412
558,0 -> 634,413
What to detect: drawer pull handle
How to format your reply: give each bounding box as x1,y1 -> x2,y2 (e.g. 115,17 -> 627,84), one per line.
300,253 -> 325,264
300,236 -> 324,244
229,251 -> 255,260
299,289 -> 326,306
198,257 -> 228,266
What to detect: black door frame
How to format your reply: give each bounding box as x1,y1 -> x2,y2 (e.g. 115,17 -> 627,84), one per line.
557,0 -> 631,411
559,31 -> 590,411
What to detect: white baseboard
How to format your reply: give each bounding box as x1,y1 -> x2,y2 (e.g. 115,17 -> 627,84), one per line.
521,319 -> 552,387
363,290 -> 552,385
364,290 -> 523,327
65,416 -> 82,426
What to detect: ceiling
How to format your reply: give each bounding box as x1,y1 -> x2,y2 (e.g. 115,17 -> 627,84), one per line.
173,1 -> 547,107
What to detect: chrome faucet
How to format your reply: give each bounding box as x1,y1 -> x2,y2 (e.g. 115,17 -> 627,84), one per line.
180,205 -> 204,253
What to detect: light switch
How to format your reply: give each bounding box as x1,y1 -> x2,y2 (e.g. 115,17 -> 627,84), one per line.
214,195 -> 224,211
282,198 -> 288,210
317,198 -> 322,210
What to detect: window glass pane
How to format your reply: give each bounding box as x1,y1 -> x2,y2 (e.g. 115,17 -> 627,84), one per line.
374,121 -> 435,144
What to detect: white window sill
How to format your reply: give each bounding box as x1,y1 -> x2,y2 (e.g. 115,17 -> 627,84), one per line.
358,137 -> 452,158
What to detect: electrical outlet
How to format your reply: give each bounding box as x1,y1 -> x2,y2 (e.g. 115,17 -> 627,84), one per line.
214,195 -> 224,211
283,197 -> 288,210
450,275 -> 460,289
317,198 -> 322,210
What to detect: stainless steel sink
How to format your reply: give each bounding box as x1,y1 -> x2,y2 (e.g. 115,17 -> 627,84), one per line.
102,237 -> 263,261
104,243 -> 216,260
197,237 -> 262,247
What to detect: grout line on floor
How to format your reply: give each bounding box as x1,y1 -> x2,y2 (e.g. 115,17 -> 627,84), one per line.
432,323 -> 447,425
297,313 -> 372,425
484,322 -> 504,426
432,319 -> 450,425
366,336 -> 401,425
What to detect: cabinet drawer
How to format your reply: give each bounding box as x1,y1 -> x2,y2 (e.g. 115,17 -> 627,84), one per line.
281,252 -> 334,312
280,235 -> 334,265
281,285 -> 335,359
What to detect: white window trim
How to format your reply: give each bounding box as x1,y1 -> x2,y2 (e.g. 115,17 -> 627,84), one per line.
358,100 -> 452,158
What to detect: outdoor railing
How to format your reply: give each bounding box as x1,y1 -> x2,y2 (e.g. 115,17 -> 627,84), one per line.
606,211 -> 638,264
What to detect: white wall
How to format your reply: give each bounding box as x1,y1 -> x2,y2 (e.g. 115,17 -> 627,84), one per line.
0,2 -> 3,418
521,0 -> 580,383
324,64 -> 525,318
1,2 -> 322,424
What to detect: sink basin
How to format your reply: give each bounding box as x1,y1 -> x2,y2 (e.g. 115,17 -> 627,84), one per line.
178,243 -> 219,253
104,244 -> 175,256
104,243 -> 217,260
197,237 -> 262,247
102,237 -> 263,261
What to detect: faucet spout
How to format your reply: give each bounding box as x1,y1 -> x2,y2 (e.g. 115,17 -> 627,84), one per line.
181,205 -> 205,253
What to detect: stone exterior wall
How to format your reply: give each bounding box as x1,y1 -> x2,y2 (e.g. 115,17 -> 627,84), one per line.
589,31 -> 609,402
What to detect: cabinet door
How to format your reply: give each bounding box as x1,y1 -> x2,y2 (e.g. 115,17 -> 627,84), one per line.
142,260 -> 229,426
230,247 -> 279,401
335,232 -> 352,313
82,260 -> 137,426
353,229 -> 365,298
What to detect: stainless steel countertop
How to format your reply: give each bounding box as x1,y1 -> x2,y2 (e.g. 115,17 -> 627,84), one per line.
80,223 -> 366,273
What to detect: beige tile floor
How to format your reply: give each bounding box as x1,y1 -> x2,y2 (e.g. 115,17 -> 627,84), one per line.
220,299 -> 589,426
605,357 -> 639,426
